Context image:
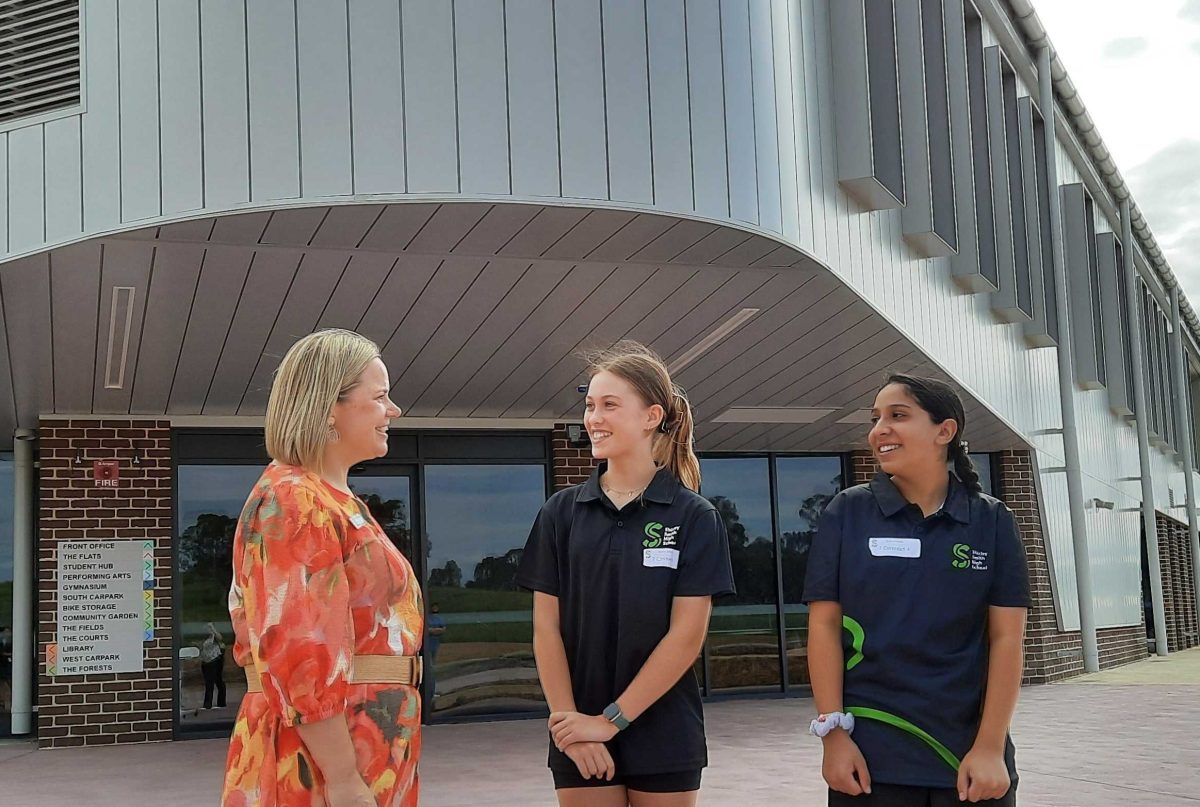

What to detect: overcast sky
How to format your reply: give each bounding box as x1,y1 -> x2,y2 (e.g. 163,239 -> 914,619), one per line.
1031,0 -> 1200,309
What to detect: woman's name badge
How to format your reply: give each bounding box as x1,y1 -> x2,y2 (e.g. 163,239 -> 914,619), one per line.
643,548 -> 680,569
869,537 -> 921,558
349,512 -> 367,529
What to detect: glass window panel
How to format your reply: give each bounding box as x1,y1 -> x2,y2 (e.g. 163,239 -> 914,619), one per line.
775,457 -> 843,690
969,453 -> 994,497
424,465 -> 545,717
176,464 -> 264,733
347,474 -> 414,561
0,456 -> 14,736
699,457 -> 780,692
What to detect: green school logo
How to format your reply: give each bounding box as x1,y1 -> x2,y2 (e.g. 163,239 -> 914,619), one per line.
952,543 -> 971,569
644,522 -> 664,548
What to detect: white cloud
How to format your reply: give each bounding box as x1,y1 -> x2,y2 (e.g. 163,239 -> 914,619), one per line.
1182,0 -> 1200,23
1102,36 -> 1149,58
1128,140 -> 1200,303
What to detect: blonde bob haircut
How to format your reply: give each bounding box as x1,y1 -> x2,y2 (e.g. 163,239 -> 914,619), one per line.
264,329 -> 382,473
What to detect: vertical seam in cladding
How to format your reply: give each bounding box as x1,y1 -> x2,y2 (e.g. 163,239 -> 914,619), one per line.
153,0 -> 161,217
717,0 -> 731,219
450,0 -> 462,193
599,0 -> 611,200
769,0 -> 784,233
294,0 -> 304,197
197,1 -> 206,210
745,0 -> 760,223
114,2 -> 123,223
502,0 -> 513,195
40,124 -> 46,243
643,0 -> 655,205
242,0 -> 251,203
46,251 -> 54,411
682,0 -> 695,212
346,0 -> 356,195
398,0 -> 408,194
551,0 -> 562,196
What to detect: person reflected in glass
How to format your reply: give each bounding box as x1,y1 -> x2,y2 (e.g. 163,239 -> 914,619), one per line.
201,622 -> 227,710
805,376 -> 1030,806
425,603 -> 446,701
222,329 -> 423,807
517,341 -> 735,807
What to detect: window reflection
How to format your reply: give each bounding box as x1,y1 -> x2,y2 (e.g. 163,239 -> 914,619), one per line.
347,475 -> 414,560
775,457 -> 843,688
969,453 -> 994,497
699,457 -> 781,692
176,464 -> 263,732
423,465 -> 545,715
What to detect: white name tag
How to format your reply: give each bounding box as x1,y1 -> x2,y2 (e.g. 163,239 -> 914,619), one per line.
643,548 -> 680,569
349,512 -> 367,529
869,537 -> 921,558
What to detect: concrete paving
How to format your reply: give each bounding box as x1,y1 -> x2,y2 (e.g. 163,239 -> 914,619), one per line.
2,648 -> 1198,806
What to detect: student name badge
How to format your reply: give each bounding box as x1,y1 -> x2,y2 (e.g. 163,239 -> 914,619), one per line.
643,548 -> 680,569
349,512 -> 367,529
868,537 -> 921,558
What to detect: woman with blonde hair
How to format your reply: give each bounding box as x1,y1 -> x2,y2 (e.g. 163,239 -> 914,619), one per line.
516,340 -> 735,806
222,329 -> 422,807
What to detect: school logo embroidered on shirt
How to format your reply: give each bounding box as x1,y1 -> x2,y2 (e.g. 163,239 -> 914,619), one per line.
952,543 -> 989,571
643,522 -> 680,548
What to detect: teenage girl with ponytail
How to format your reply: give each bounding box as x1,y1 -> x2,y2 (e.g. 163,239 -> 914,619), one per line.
516,340 -> 735,807
804,375 -> 1030,807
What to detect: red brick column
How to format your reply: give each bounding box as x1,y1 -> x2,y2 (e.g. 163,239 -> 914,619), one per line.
551,424 -> 598,490
37,419 -> 174,748
849,451 -> 878,486
1157,513 -> 1199,652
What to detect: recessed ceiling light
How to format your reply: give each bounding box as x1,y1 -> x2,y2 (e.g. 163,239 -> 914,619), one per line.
667,308 -> 760,374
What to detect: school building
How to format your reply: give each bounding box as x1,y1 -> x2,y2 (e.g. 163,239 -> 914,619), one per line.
0,0 -> 1197,749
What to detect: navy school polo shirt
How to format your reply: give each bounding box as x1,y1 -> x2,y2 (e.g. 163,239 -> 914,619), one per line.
803,472 -> 1031,789
515,462 -> 736,776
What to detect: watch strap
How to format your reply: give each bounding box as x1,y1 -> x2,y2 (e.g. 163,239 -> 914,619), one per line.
603,702 -> 631,731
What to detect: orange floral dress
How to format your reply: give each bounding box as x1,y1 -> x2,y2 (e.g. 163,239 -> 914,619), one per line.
222,462 -> 423,807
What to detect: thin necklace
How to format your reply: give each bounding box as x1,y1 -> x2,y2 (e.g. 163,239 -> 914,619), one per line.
603,483 -> 648,497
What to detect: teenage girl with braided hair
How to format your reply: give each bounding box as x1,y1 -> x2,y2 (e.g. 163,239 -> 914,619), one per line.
804,374 -> 1030,806
516,340 -> 735,806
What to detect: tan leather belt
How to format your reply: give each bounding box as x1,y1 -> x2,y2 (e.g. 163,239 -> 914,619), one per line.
244,654 -> 422,693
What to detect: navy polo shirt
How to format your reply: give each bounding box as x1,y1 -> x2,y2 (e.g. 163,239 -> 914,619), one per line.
516,462 -> 736,776
803,472 -> 1031,789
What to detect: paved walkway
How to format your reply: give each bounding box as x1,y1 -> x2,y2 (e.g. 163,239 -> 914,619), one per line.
3,648 -> 1198,806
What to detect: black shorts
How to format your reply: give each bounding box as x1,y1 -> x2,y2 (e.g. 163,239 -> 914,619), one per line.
829,783 -> 1016,806
552,767 -> 702,793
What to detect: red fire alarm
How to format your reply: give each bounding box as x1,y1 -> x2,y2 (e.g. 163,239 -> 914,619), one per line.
93,460 -> 120,487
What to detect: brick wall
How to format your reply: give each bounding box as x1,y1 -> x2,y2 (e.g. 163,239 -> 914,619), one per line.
1156,513 -> 1199,653
551,424 -> 597,490
37,419 -> 174,748
848,449 -> 1149,683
